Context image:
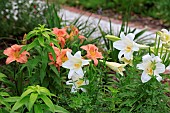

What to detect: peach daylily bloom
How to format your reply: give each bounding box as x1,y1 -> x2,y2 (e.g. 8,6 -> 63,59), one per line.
3,44 -> 30,64
81,44 -> 103,66
60,48 -> 72,63
53,28 -> 69,38
48,46 -> 62,70
53,28 -> 69,48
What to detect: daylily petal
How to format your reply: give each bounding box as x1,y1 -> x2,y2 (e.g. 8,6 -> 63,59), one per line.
6,57 -> 15,64
93,58 -> 98,66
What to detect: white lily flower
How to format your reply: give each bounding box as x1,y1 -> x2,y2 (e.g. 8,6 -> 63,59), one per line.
137,54 -> 165,83
62,51 -> 90,79
120,57 -> 133,66
104,61 -> 126,76
157,29 -> 170,44
113,32 -> 139,60
66,73 -> 89,93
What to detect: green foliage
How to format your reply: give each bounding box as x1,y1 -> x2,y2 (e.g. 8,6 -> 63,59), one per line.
0,0 -> 47,37
10,85 -> 68,113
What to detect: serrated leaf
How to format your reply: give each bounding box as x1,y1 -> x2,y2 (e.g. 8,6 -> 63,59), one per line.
28,93 -> 38,111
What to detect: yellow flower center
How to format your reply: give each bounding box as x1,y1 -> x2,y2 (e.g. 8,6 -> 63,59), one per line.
74,63 -> 81,69
147,62 -> 156,76
61,56 -> 68,63
147,68 -> 153,76
125,46 -> 132,52
89,50 -> 96,57
13,51 -> 20,58
75,80 -> 84,87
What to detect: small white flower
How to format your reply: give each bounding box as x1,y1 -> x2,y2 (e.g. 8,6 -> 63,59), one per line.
160,29 -> 170,44
62,51 -> 90,79
113,32 -> 139,60
137,54 -> 165,83
66,73 -> 89,93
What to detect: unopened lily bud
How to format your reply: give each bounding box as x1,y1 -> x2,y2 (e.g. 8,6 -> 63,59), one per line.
22,33 -> 27,45
105,35 -> 120,42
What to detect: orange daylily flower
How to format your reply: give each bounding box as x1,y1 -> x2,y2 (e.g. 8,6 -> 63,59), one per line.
3,44 -> 30,64
53,28 -> 69,48
48,46 -> 62,70
53,28 -> 69,38
48,45 -> 72,71
60,48 -> 72,63
81,44 -> 103,66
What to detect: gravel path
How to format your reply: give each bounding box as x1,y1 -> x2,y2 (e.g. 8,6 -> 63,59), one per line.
59,7 -> 156,43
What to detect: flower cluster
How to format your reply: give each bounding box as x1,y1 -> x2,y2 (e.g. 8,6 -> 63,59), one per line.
1,0 -> 47,21
106,31 -> 168,83
49,26 -> 104,92
53,25 -> 86,48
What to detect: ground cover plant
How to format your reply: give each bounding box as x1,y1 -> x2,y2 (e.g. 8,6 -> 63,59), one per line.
0,1 -> 170,113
